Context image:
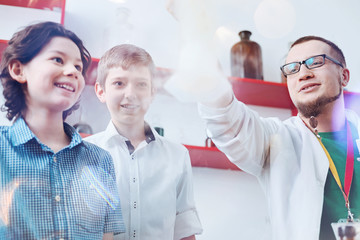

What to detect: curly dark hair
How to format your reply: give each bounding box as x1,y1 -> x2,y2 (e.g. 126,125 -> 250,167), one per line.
0,21 -> 91,121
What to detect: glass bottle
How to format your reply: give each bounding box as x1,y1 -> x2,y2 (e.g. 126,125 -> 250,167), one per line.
230,30 -> 264,80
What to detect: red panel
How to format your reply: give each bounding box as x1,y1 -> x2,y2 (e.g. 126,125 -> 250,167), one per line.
185,145 -> 240,171
230,77 -> 296,110
0,39 -> 8,62
0,0 -> 64,10
79,132 -> 92,138
0,0 -> 66,24
85,58 -> 99,85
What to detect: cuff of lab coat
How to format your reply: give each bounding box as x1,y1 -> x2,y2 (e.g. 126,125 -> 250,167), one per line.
198,94 -> 238,118
174,209 -> 203,240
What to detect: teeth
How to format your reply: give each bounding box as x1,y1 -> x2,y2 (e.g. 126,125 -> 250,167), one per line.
122,104 -> 136,109
302,85 -> 316,91
55,83 -> 74,92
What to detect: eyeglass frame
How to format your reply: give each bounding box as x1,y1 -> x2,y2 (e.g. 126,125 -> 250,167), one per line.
280,54 -> 344,77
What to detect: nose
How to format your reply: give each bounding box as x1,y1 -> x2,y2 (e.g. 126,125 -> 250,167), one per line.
63,63 -> 80,79
297,64 -> 314,81
124,83 -> 136,99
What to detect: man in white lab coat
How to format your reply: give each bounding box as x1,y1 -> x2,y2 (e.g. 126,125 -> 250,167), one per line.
166,1 -> 360,239
198,36 -> 360,240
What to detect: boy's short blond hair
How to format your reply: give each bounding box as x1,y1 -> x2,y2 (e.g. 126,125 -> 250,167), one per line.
97,44 -> 156,88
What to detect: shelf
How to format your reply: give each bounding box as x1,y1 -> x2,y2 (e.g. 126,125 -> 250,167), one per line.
230,77 -> 296,112
0,0 -> 66,24
0,39 -> 7,62
185,145 -> 240,170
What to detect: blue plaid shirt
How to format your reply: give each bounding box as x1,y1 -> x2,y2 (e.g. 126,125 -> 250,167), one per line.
0,118 -> 125,239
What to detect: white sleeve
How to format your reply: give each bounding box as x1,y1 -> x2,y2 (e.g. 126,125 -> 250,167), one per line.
174,149 -> 203,240
198,98 -> 282,177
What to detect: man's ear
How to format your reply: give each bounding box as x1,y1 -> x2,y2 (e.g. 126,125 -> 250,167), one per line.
341,68 -> 350,87
95,82 -> 106,103
8,60 -> 27,83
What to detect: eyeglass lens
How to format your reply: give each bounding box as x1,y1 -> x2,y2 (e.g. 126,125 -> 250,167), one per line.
282,55 -> 325,75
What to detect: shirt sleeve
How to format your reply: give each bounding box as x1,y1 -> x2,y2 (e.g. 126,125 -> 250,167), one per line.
174,149 -> 203,240
198,98 -> 281,177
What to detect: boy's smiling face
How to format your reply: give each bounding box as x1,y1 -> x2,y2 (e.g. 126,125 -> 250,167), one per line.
96,65 -> 154,128
14,36 -> 84,117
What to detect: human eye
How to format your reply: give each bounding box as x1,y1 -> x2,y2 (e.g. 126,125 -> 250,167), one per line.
74,64 -> 83,72
284,63 -> 299,74
51,57 -> 63,64
113,81 -> 124,87
306,56 -> 324,68
137,81 -> 148,88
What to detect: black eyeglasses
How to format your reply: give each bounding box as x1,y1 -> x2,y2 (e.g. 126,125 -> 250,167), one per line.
280,54 -> 344,77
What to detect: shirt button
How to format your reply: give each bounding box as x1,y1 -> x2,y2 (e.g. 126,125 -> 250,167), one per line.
53,156 -> 57,162
55,195 -> 61,202
131,155 -> 134,160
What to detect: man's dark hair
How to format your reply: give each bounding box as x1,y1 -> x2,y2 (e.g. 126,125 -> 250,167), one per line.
291,35 -> 346,67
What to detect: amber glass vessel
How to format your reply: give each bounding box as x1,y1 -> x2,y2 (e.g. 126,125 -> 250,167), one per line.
230,30 -> 263,80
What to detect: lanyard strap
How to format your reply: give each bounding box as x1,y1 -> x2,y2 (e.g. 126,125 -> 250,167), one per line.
317,121 -> 354,212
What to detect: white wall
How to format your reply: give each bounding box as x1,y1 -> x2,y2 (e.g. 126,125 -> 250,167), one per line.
192,167 -> 269,240
0,5 -> 62,40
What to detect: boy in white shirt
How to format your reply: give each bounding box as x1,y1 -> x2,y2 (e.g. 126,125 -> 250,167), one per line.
85,44 -> 202,240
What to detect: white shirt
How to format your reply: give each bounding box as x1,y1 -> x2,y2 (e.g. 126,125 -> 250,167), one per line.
198,99 -> 360,240
85,121 -> 202,240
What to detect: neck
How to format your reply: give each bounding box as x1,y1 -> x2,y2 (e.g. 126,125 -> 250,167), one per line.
112,119 -> 146,149
300,99 -> 346,133
23,109 -> 69,153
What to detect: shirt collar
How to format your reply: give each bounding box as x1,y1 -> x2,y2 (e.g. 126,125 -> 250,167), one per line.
10,117 -> 36,146
64,122 -> 83,148
104,121 -> 125,142
144,122 -> 156,143
126,123 -> 155,154
104,121 -> 156,154
105,121 -> 156,143
10,117 -> 82,149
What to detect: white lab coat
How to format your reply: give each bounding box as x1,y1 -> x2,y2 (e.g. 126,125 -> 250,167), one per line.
198,99 -> 360,240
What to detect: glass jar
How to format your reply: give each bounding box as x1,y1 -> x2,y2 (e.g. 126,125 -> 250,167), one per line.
230,30 -> 264,80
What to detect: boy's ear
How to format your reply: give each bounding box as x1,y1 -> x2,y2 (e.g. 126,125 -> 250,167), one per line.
95,82 -> 106,103
151,86 -> 156,101
8,60 -> 27,83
